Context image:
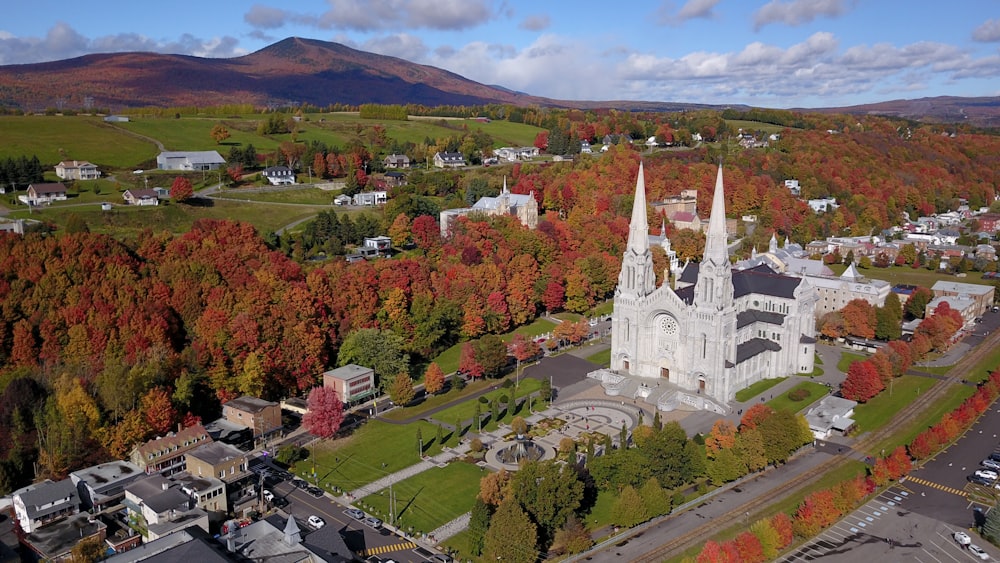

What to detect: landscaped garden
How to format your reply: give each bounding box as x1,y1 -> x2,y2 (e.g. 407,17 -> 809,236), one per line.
767,381 -> 829,413
735,377 -> 787,402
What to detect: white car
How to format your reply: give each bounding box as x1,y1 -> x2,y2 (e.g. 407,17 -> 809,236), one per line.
262,489 -> 274,502
307,515 -> 325,529
983,459 -> 1000,470
955,531 -> 972,546
975,469 -> 999,481
969,544 -> 990,561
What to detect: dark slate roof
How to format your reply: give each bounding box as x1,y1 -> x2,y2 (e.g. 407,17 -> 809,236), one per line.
16,479 -> 78,519
736,309 -> 786,329
675,285 -> 695,305
142,538 -> 231,563
800,335 -> 817,344
677,263 -> 801,300
736,338 -> 781,364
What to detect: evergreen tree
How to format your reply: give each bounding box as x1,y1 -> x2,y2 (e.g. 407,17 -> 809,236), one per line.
467,498 -> 492,556
639,477 -> 671,518
983,500 -> 1000,544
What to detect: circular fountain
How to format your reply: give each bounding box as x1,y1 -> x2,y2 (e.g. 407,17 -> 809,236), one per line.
495,435 -> 546,464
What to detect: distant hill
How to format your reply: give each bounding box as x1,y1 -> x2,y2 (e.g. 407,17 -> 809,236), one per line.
1,36 -> 999,127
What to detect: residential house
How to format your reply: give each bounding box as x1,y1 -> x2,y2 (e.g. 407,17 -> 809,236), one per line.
384,171 -> 407,188
383,154 -> 410,169
184,442 -> 254,515
70,461 -> 144,511
931,280 -> 996,317
978,213 -> 1000,233
807,197 -> 839,213
130,423 -> 212,475
20,513 -> 106,562
12,479 -> 79,534
262,166 -> 295,185
784,179 -> 801,196
222,396 -> 282,439
975,244 -> 997,261
433,152 -> 466,168
804,396 -> 857,439
333,194 -> 352,206
322,364 -> 376,404
23,183 -> 68,205
172,470 -> 229,519
156,151 -> 225,171
123,189 -> 160,206
494,147 -> 539,162
55,160 -> 101,180
363,236 -> 392,255
123,475 -> 210,542
352,190 -> 387,206
203,417 -> 253,449
580,141 -> 592,154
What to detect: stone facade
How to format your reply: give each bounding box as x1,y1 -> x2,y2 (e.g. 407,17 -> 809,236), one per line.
609,164 -> 818,410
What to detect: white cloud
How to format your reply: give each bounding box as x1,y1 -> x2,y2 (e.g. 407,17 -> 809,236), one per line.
519,14 -> 551,32
655,0 -> 720,26
244,5 -> 291,30
0,23 -> 244,65
753,0 -> 850,31
972,19 -> 1000,42
361,33 -> 430,61
315,0 -> 494,32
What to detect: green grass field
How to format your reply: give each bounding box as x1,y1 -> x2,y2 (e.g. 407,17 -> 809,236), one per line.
213,186 -> 346,205
431,318 -> 556,374
768,381 -> 828,413
587,348 -> 611,368
428,378 -> 541,429
735,377 -> 787,402
851,375 -> 936,432
0,116 -> 158,168
303,419 -> 448,492
837,351 -> 868,372
359,462 -> 484,536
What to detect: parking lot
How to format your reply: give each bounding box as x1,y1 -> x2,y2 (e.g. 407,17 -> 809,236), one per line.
249,458 -> 449,562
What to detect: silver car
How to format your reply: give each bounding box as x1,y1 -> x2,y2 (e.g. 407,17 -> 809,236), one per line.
982,458 -> 1000,470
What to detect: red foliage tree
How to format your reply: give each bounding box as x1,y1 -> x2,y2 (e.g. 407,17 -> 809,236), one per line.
908,429 -> 937,460
510,333 -> 542,364
141,387 -> 177,436
841,299 -> 876,339
170,176 -> 194,202
695,540 -> 726,563
771,513 -> 794,548
542,280 -> 565,312
302,386 -> 345,439
739,404 -> 775,431
885,445 -> 912,480
840,360 -> 884,402
458,342 -> 484,379
734,531 -> 766,563
533,131 -> 549,151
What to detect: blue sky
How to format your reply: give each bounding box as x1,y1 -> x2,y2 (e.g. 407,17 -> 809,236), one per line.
3,1 -> 1000,108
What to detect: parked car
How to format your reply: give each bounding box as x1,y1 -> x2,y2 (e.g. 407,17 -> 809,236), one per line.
292,479 -> 308,489
307,515 -> 325,529
364,516 -> 382,529
955,531 -> 972,546
307,486 -> 325,498
262,489 -> 274,502
345,508 -> 365,520
975,469 -> 999,481
969,544 -> 990,560
989,452 -> 1000,463
983,459 -> 1000,470
969,474 -> 993,486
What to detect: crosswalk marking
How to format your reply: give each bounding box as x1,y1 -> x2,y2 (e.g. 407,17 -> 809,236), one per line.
358,541 -> 418,556
904,475 -> 969,497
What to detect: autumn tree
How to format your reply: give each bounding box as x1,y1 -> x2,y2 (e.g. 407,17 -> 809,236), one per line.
141,386 -> 177,436
388,213 -> 412,247
478,468 -> 511,506
474,334 -> 509,378
210,124 -> 231,144
458,342 -> 484,379
739,403 -> 775,431
841,299 -> 876,339
482,497 -> 539,563
423,362 -> 445,394
704,419 -> 737,459
170,176 -> 194,202
841,360 -> 884,402
388,374 -> 415,406
302,386 -> 345,439
550,516 -> 593,556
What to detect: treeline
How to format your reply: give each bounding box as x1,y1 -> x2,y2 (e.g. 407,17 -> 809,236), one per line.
0,155 -> 44,189
359,103 -> 408,120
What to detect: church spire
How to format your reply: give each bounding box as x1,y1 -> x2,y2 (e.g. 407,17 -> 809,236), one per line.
626,162 -> 650,255
501,175 -> 509,194
703,165 -> 728,266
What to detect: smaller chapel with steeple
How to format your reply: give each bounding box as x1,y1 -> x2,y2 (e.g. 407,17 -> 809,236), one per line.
605,164 -> 818,412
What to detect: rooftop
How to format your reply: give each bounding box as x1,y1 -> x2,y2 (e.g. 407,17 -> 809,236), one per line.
323,364 -> 374,380
225,395 -> 278,414
14,479 -> 78,520
23,512 -> 105,560
70,461 -> 141,493
187,441 -> 246,467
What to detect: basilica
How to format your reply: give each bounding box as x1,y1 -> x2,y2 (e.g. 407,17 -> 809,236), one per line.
605,164 -> 818,412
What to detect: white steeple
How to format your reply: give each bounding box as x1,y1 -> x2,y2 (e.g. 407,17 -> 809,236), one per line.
769,232 -> 778,253
618,163 -> 655,296
695,164 -> 734,310
703,165 -> 729,267
626,163 -> 650,255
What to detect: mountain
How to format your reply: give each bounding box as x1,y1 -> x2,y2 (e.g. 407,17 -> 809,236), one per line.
1,36 -> 999,127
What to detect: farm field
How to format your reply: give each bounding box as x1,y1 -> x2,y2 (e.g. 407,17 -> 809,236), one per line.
0,116 -> 157,167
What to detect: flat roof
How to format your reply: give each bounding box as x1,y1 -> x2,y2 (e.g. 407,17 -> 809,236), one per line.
187,441 -> 246,467
323,364 -> 374,380
70,461 -> 141,493
224,395 -> 278,413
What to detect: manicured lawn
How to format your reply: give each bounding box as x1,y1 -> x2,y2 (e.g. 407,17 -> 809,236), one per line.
735,377 -> 786,402
359,462 -> 484,536
554,312 -> 584,322
586,489 -> 618,531
767,381 -> 829,413
872,382 -> 976,454
837,351 -> 868,372
301,419 -> 447,492
429,379 -> 542,429
852,375 -> 935,432
587,348 -> 611,368
431,318 -> 556,374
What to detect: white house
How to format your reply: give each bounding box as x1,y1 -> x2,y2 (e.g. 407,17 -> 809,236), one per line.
262,166 -> 295,185
333,194 -> 352,206
352,191 -> 387,206
433,152 -> 466,168
383,154 -> 410,169
804,396 -> 857,439
363,235 -> 392,254
12,479 -> 79,534
156,151 -> 226,171
808,197 -> 839,213
123,188 -> 160,206
55,160 -> 101,180
21,183 -> 68,205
